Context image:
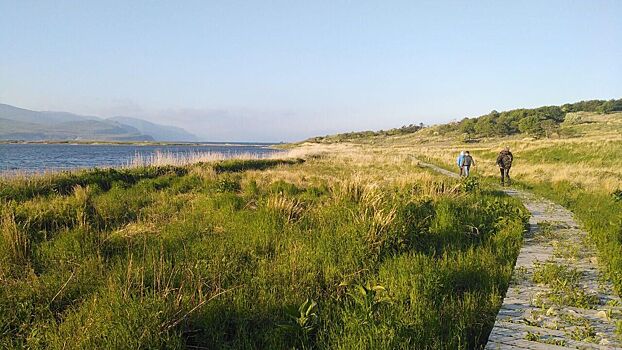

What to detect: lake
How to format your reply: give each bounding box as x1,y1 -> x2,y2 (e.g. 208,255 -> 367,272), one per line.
0,143 -> 282,174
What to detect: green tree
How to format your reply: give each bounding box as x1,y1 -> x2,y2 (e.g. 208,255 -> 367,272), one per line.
518,115 -> 544,137
474,115 -> 496,136
459,118 -> 476,136
541,119 -> 559,138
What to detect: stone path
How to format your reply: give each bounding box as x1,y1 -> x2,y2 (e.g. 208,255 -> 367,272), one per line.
417,161 -> 622,350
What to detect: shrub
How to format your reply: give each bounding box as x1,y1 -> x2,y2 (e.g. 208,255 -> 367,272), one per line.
214,175 -> 241,193
460,176 -> 480,193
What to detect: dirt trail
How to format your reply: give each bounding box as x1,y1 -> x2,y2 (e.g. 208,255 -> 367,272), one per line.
417,160 -> 622,350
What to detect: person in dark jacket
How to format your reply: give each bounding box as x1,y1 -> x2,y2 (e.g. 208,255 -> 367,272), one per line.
496,147 -> 513,185
460,151 -> 475,177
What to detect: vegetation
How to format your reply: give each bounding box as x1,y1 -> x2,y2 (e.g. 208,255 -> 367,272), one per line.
527,183 -> 622,295
301,99 -> 621,145
532,261 -> 599,308
0,151 -> 528,349
447,99 -> 622,138
328,110 -> 621,299
306,123 -> 425,144
433,98 -> 621,139
3,99 -> 621,349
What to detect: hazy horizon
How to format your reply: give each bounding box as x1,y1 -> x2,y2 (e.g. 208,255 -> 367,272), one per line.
1,1 -> 621,142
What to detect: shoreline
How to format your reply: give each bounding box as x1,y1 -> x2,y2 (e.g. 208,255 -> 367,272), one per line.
0,140 -> 284,147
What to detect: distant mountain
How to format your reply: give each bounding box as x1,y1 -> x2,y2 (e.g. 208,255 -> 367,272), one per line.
108,116 -> 198,142
0,103 -> 198,142
0,104 -> 99,125
0,118 -> 153,141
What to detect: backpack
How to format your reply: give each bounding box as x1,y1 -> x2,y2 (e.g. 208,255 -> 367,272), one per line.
501,154 -> 512,168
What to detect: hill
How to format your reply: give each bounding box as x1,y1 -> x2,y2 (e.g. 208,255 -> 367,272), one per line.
108,116 -> 198,142
306,98 -> 622,144
0,103 -> 198,142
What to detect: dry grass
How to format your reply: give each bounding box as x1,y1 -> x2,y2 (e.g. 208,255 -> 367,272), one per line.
125,149 -> 296,168
1,210 -> 30,269
333,112 -> 622,193
266,195 -> 306,223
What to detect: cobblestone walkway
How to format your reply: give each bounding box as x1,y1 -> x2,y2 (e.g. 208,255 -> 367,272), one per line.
417,161 -> 622,350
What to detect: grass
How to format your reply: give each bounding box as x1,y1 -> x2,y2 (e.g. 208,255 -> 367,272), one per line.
531,261 -> 599,309
4,109 -> 620,348
527,182 -> 622,295
291,110 -> 622,344
316,112 -> 621,298
0,148 -> 528,349
524,332 -> 567,346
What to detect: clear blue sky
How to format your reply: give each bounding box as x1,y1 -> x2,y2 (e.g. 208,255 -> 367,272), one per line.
1,1 -> 620,141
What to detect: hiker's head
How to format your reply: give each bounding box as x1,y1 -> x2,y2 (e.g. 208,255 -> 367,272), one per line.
465,151 -> 470,155
460,151 -> 465,155
504,146 -> 510,151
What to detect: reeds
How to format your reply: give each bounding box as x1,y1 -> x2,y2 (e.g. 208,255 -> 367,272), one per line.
267,195 -> 305,223
125,150 -> 261,168
0,209 -> 30,268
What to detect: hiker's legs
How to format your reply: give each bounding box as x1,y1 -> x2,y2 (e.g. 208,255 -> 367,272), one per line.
499,168 -> 505,184
505,168 -> 511,185
459,166 -> 463,176
463,166 -> 470,177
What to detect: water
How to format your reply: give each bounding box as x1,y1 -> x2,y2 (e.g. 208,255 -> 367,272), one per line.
0,143 -> 281,174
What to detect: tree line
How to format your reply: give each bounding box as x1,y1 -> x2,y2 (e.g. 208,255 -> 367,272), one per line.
308,123 -> 425,143
443,98 -> 622,138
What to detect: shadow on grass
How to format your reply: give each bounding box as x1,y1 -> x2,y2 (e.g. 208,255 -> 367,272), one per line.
1,166 -> 188,202
212,158 -> 305,173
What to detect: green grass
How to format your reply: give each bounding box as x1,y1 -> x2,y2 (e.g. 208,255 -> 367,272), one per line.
531,261 -> 599,309
518,141 -> 622,166
524,181 -> 622,295
0,159 -> 527,349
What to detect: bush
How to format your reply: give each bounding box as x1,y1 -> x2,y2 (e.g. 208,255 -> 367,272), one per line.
214,175 -> 241,193
461,176 -> 480,193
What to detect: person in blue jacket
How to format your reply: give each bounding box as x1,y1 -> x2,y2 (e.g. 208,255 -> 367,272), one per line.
456,151 -> 465,176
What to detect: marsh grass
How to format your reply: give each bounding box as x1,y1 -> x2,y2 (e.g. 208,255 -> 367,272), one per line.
325,112 -> 621,301
0,146 -> 527,349
0,210 -> 30,274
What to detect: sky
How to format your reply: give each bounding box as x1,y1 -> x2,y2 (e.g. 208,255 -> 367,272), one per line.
1,1 -> 621,142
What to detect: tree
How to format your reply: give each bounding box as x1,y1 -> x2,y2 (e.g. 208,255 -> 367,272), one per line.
597,99 -> 622,114
474,116 -> 496,136
495,112 -> 520,135
541,119 -> 559,138
518,115 -> 544,137
459,118 -> 476,136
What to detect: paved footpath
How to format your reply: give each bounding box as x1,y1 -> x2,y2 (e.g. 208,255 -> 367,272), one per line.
417,161 -> 622,350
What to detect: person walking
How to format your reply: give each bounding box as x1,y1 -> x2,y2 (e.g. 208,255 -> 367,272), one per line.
456,151 -> 465,176
461,151 -> 475,177
496,146 -> 513,185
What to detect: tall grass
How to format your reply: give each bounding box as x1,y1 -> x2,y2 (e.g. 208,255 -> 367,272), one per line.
343,111 -> 622,300
0,151 -> 527,349
126,149 -> 290,168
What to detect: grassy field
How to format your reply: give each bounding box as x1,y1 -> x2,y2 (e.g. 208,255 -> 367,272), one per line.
1,148 -> 528,349
314,111 -> 622,296
2,110 -> 619,349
